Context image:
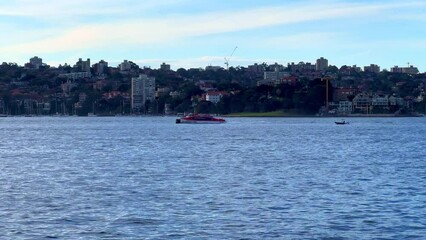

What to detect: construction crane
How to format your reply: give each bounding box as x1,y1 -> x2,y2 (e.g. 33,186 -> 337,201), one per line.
224,46 -> 238,70
321,76 -> 332,110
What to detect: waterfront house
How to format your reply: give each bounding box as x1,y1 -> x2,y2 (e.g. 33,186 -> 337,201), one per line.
371,94 -> 389,111
337,101 -> 353,114
353,93 -> 372,113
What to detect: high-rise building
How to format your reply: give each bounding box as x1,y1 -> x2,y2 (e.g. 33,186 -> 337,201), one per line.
391,65 -> 419,74
131,74 -> 156,111
247,63 -> 265,73
263,69 -> 290,82
288,62 -> 316,72
120,60 -> 132,71
269,62 -> 285,72
160,62 -> 171,71
316,57 -> 328,71
364,64 -> 380,73
29,56 -> 43,69
92,60 -> 108,75
75,58 -> 91,72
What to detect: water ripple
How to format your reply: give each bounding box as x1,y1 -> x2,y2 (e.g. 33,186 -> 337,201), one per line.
0,117 -> 425,239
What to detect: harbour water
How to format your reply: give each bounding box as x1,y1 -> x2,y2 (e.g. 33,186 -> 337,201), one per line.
1,116 -> 425,239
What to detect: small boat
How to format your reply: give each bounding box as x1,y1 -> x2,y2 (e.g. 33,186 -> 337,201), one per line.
176,113 -> 226,124
335,120 -> 349,125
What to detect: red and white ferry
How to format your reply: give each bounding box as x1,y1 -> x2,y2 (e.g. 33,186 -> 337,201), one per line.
176,113 -> 226,124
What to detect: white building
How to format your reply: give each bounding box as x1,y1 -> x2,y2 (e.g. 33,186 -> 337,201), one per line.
206,91 -> 228,104
389,95 -> 405,107
131,74 -> 156,111
353,93 -> 372,113
337,101 -> 353,114
372,94 -> 389,109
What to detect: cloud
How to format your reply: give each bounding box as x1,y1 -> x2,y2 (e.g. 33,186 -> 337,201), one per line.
1,0 -> 425,67
348,39 -> 426,49
266,32 -> 342,48
0,0 -> 113,17
393,13 -> 426,21
0,0 -> 188,21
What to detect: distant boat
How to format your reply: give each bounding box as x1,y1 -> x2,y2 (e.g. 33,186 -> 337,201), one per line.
176,113 -> 226,124
335,120 -> 349,125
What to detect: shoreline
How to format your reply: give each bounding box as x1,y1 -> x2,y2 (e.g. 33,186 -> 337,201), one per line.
225,113 -> 424,118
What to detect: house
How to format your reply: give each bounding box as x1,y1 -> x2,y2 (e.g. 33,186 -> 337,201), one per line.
371,94 -> 389,110
205,91 -> 229,104
337,101 -> 353,114
388,95 -> 405,107
353,93 -> 372,113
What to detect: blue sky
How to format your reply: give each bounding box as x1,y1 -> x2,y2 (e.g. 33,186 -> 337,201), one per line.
0,0 -> 425,71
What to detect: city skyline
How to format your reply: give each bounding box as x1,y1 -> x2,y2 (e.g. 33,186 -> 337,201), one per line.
1,0 -> 425,71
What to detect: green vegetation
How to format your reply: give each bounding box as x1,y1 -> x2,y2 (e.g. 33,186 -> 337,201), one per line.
0,61 -> 425,116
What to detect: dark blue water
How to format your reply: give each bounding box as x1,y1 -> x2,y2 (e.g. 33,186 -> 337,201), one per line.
0,116 -> 425,239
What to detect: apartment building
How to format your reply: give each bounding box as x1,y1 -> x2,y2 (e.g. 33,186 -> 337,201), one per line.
131,74 -> 156,111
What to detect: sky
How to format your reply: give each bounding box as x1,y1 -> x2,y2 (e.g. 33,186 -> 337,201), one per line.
0,0 -> 425,71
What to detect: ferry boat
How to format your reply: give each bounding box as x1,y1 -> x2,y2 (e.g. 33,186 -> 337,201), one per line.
176,113 -> 226,124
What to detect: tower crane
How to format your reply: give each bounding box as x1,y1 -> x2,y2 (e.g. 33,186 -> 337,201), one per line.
224,46 -> 238,70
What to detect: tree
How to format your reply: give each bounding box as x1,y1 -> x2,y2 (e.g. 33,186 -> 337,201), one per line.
306,86 -> 325,112
181,83 -> 203,100
327,65 -> 339,74
255,84 -> 273,95
117,84 -> 130,92
174,100 -> 191,113
196,100 -> 214,113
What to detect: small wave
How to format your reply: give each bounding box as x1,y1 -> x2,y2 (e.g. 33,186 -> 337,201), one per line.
112,217 -> 164,226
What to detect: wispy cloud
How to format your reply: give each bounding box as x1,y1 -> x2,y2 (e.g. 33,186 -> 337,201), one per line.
3,1 -> 423,54
0,0 -> 186,19
393,13 -> 426,21
0,0 -> 113,17
266,32 -> 342,48
0,0 -> 425,69
348,39 -> 426,49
